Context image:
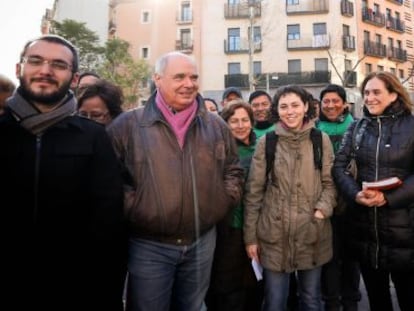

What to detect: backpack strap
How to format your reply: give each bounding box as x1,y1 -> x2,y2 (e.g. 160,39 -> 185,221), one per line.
310,128 -> 323,170
265,131 -> 278,177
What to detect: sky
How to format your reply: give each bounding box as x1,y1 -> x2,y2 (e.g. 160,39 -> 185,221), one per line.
0,0 -> 55,84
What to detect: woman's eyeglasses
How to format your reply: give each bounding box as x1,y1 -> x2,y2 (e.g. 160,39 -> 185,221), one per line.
77,111 -> 109,122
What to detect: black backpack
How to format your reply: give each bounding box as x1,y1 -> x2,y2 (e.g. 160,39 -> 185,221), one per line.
265,128 -> 323,178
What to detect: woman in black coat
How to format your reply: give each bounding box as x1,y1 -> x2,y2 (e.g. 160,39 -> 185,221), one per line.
333,71 -> 414,311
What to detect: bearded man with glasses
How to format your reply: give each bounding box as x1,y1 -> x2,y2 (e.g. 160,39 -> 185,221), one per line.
0,35 -> 127,311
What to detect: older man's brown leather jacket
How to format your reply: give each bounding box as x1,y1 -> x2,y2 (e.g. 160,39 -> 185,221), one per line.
108,93 -> 244,245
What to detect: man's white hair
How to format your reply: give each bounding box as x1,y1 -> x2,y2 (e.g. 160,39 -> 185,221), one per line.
154,51 -> 197,75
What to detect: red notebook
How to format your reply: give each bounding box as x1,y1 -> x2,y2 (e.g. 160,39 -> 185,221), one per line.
362,177 -> 403,191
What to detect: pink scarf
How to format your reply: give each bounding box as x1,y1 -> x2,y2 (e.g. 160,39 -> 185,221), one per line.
156,92 -> 197,148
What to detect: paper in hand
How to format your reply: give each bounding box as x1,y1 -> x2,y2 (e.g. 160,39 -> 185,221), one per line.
251,259 -> 263,281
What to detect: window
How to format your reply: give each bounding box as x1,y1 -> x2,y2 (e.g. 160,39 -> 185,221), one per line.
180,29 -> 192,48
388,37 -> 394,49
288,59 -> 301,73
287,24 -> 300,40
228,28 -> 240,51
396,40 -> 402,49
365,63 -> 372,74
374,3 -> 380,14
141,47 -> 149,59
377,65 -> 384,71
253,61 -> 261,75
343,24 -> 350,36
395,12 -> 400,20
287,0 -> 299,4
228,0 -> 239,4
142,11 -> 150,23
375,34 -> 382,45
181,2 -> 192,21
315,58 -> 328,71
313,23 -> 327,35
386,8 -> 391,19
345,59 -> 352,71
248,26 -> 261,44
398,69 -> 404,79
362,0 -> 367,9
364,31 -> 370,42
228,62 -> 241,74
390,67 -> 396,74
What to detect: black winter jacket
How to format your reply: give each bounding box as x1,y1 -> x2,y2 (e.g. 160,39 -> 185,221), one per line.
333,101 -> 414,270
0,104 -> 127,310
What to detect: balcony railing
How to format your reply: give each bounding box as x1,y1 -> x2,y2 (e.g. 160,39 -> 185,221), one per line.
343,70 -> 357,87
388,47 -> 407,62
364,40 -> 386,58
343,35 -> 356,51
362,7 -> 385,27
176,12 -> 193,24
224,39 -> 262,54
287,34 -> 330,50
286,0 -> 329,14
224,74 -> 249,88
175,40 -> 193,53
386,0 -> 403,5
224,2 -> 261,19
254,71 -> 331,88
340,0 -> 354,17
386,17 -> 405,33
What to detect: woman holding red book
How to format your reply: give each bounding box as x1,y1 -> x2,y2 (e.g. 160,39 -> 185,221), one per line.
333,71 -> 414,311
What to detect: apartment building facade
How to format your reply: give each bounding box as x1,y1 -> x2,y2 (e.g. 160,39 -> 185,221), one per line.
355,0 -> 413,88
45,0 -> 414,106
45,0 -> 110,45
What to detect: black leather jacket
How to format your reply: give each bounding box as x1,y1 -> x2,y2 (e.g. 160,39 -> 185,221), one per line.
333,101 -> 414,270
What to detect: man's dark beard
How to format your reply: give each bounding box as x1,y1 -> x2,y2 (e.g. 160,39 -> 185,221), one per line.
19,77 -> 72,105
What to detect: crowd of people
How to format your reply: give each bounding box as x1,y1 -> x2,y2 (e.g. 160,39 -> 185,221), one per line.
1,34 -> 413,311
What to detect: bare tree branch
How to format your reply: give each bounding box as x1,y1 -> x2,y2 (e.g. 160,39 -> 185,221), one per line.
327,50 -> 344,85
402,61 -> 414,84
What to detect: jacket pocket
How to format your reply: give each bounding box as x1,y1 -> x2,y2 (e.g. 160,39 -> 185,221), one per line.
257,188 -> 283,244
303,217 -> 327,245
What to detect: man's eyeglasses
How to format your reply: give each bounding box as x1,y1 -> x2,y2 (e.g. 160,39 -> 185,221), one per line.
21,56 -> 72,71
77,111 -> 109,122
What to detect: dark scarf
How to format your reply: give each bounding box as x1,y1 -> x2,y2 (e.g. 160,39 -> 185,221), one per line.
254,120 -> 273,130
7,88 -> 76,135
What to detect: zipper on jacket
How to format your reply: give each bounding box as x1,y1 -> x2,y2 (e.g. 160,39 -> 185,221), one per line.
33,134 -> 43,224
373,118 -> 382,269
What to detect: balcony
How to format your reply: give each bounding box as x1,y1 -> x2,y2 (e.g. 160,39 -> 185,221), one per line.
224,74 -> 249,88
254,71 -> 331,88
386,17 -> 405,33
388,47 -> 407,62
340,0 -> 354,17
343,70 -> 357,87
362,7 -> 385,27
343,35 -> 356,51
286,0 -> 329,14
224,39 -> 262,54
175,40 -> 193,53
287,34 -> 330,50
386,0 -> 403,5
364,40 -> 386,58
224,2 -> 261,19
